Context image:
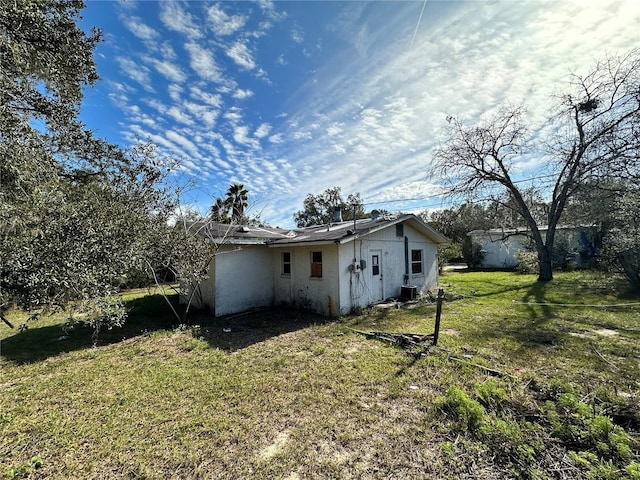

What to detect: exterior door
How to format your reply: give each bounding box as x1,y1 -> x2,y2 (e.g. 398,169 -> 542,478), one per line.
370,250 -> 383,302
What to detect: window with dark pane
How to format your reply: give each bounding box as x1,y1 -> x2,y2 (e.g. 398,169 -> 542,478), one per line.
411,249 -> 423,274
282,251 -> 291,275
372,255 -> 380,275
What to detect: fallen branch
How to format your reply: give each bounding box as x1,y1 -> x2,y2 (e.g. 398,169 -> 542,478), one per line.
1,312 -> 14,329
349,328 -> 434,349
431,346 -> 517,379
351,328 -> 516,379
594,349 -> 619,371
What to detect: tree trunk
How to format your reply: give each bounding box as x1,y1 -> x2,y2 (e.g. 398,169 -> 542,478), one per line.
616,248 -> 640,291
537,246 -> 553,281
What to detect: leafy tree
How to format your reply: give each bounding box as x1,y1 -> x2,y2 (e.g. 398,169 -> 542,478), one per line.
562,179 -> 640,282
432,49 -> 640,281
293,187 -> 366,227
0,0 -> 209,333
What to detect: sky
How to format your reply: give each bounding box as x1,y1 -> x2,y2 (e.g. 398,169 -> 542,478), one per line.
78,0 -> 640,228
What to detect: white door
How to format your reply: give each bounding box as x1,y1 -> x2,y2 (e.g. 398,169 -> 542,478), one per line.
370,250 -> 384,302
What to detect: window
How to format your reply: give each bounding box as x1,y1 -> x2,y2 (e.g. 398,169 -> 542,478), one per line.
282,252 -> 291,275
372,255 -> 380,276
310,251 -> 323,278
396,224 -> 404,237
411,249 -> 423,274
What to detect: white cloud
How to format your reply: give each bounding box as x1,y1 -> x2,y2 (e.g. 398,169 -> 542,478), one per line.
165,130 -> 200,158
158,42 -> 178,60
123,17 -> 159,41
226,41 -> 256,70
233,88 -> 254,99
184,42 -> 223,83
326,122 -> 344,137
233,125 -> 259,149
254,123 -> 272,139
207,4 -> 247,36
159,1 -> 202,39
168,84 -> 183,102
116,57 -> 154,91
269,133 -> 284,144
190,86 -> 222,108
165,105 -> 193,126
291,27 -> 304,44
183,101 -> 219,127
223,109 -> 242,124
150,59 -> 187,83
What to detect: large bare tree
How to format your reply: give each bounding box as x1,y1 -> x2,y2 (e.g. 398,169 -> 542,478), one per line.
432,49 -> 640,281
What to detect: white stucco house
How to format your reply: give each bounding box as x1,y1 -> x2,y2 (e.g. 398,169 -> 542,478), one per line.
192,213 -> 449,317
467,226 -> 598,269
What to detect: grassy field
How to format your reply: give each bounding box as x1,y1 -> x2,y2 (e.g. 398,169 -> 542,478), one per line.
1,271 -> 638,479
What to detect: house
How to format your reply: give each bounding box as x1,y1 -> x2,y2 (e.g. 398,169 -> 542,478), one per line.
467,226 -> 598,269
192,213 -> 449,317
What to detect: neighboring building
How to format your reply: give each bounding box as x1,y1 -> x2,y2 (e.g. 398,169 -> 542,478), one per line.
192,213 -> 449,317
467,226 -> 598,269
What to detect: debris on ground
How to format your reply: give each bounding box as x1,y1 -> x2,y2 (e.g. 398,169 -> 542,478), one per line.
350,328 -> 515,378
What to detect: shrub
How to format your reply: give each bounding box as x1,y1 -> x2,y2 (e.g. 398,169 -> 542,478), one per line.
515,250 -> 539,274
474,379 -> 509,411
436,386 -> 487,435
462,238 -> 485,269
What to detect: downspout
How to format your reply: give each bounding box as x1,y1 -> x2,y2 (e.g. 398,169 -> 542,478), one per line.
404,236 -> 409,285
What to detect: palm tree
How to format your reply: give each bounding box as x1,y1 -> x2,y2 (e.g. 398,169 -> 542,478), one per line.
226,183 -> 248,223
210,197 -> 230,223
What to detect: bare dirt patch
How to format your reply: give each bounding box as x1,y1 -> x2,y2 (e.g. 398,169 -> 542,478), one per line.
258,430 -> 291,461
594,328 -> 618,336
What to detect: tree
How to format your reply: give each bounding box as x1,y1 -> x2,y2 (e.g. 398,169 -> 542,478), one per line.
432,49 -> 640,281
0,0 -> 210,334
209,183 -> 252,224
226,183 -> 249,223
562,178 -> 640,278
293,187 -> 366,227
210,197 -> 230,223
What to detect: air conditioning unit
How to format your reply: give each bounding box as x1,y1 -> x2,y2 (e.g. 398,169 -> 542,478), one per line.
401,285 -> 417,300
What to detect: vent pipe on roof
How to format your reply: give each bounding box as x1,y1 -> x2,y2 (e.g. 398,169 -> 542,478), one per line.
332,206 -> 343,223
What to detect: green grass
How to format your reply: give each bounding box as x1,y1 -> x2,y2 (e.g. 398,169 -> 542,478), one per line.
1,271 -> 639,479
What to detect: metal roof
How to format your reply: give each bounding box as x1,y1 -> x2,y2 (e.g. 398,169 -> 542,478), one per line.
197,214 -> 449,247
268,214 -> 450,247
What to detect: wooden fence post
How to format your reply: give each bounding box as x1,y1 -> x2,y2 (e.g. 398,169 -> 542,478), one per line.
433,288 -> 444,346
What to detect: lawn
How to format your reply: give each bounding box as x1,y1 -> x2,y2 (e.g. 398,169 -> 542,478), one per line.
1,271 -> 638,479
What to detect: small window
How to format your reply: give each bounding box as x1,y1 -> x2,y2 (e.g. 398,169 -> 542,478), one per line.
311,251 -> 323,278
396,224 -> 404,237
372,255 -> 380,276
411,249 -> 423,274
282,252 -> 291,275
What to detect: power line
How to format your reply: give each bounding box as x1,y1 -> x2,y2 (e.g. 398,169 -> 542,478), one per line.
362,172 -> 562,209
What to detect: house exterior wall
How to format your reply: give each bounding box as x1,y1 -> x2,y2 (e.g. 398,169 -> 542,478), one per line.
473,233 -> 529,269
470,227 -> 598,269
335,222 -> 440,314
190,254 -> 216,313
272,244 -> 341,316
212,244 -> 274,316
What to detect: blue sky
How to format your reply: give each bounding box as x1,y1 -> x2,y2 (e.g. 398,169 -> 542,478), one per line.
78,1 -> 640,228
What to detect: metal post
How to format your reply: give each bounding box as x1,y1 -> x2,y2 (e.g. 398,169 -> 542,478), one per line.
433,288 -> 444,346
